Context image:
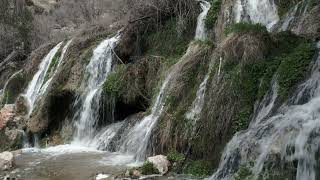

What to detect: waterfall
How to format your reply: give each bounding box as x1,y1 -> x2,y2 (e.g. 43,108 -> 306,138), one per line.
39,39 -> 73,96
71,35 -> 120,146
195,0 -> 211,40
118,71 -> 173,161
234,0 -> 279,30
113,2 -> 213,161
186,62 -> 212,122
23,42 -> 63,115
209,42 -> 320,180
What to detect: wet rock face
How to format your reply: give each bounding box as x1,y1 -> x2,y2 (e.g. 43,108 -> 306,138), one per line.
0,105 -> 25,152
292,5 -> 320,39
0,151 -> 15,171
15,95 -> 30,116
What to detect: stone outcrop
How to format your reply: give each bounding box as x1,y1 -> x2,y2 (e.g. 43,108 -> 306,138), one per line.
147,155 -> 170,175
0,105 -> 26,152
0,151 -> 15,171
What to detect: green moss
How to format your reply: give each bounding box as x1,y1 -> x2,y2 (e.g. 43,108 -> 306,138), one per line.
225,22 -> 267,35
183,160 -> 212,177
234,165 -> 254,180
277,42 -> 316,98
205,0 -> 222,29
103,64 -> 127,97
145,18 -> 192,59
167,150 -> 186,163
44,46 -> 63,83
141,161 -> 159,175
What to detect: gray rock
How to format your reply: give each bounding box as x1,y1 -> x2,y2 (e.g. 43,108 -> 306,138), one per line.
0,151 -> 15,171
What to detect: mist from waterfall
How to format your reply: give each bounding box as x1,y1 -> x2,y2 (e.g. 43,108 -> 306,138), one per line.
23,42 -> 63,115
209,42 -> 320,180
71,35 -> 120,146
234,0 -> 279,30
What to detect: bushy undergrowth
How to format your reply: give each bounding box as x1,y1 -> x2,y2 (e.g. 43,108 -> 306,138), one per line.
144,18 -> 194,59
225,31 -> 316,133
141,161 -> 159,175
225,22 -> 267,35
205,0 -> 222,29
183,160 -> 212,177
103,64 -> 127,97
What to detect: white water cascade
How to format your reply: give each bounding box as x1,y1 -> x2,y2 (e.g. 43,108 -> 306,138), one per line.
209,42 -> 320,180
39,39 -> 73,95
118,71 -> 174,161
186,62 -> 212,122
234,0 -> 279,30
195,0 -> 211,40
116,1 -> 213,161
71,35 -> 120,146
23,42 -> 63,115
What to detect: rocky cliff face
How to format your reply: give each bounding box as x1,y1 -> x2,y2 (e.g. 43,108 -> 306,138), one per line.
0,0 -> 320,179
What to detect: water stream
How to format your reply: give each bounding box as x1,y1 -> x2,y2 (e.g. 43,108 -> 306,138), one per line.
233,0 -> 279,30
71,35 -> 120,146
23,42 -> 63,115
195,0 -> 211,40
39,40 -> 73,96
209,42 -> 320,180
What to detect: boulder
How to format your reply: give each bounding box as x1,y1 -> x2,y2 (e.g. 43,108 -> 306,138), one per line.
147,155 -> 170,175
0,151 -> 15,171
15,95 -> 30,116
0,105 -> 15,130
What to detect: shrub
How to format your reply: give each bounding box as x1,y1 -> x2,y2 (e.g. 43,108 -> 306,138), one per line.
225,22 -> 267,35
141,161 -> 159,175
277,42 -> 316,98
167,151 -> 186,163
234,165 -> 253,180
205,0 -> 222,29
184,160 -> 212,177
103,64 -> 127,97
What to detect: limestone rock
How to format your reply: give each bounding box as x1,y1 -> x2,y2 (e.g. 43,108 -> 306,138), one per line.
0,151 -> 15,171
0,105 -> 15,130
15,95 -> 30,116
147,155 -> 170,175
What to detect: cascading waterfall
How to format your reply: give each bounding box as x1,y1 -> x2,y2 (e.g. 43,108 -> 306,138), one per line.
118,72 -> 173,161
209,42 -> 320,180
39,39 -> 73,96
186,62 -> 212,122
234,0 -> 279,30
23,42 -> 63,115
115,0 -> 212,161
195,0 -> 211,40
71,35 -> 120,146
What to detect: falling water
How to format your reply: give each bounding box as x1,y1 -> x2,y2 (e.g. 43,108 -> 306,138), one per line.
186,62 -> 212,122
72,35 -> 120,146
39,39 -> 73,95
234,0 -> 279,30
195,0 -> 211,40
114,2 -> 213,161
209,42 -> 320,180
23,42 -> 63,115
118,71 -> 173,161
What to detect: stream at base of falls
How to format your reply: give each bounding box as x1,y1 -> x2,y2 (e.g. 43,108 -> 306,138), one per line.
0,146 -> 194,180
